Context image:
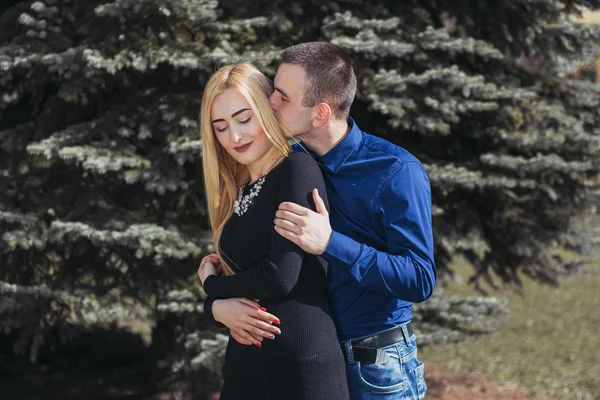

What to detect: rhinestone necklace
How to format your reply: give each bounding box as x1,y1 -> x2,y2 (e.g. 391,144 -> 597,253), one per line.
233,157 -> 283,216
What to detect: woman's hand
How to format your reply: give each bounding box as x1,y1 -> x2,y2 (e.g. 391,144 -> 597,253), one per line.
213,298 -> 281,347
197,253 -> 221,286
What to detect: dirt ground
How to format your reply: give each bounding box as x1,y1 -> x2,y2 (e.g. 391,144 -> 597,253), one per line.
196,362 -> 559,400
424,362 -> 556,400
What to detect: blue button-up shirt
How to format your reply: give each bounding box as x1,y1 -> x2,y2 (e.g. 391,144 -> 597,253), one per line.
296,118 -> 436,341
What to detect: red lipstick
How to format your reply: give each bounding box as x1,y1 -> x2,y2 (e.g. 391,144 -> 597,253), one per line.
234,143 -> 252,152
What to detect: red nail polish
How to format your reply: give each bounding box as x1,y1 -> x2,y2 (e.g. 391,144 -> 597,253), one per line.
274,318 -> 281,325
259,306 -> 267,311
256,342 -> 262,348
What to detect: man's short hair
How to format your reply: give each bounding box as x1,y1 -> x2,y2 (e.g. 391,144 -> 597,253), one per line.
281,42 -> 357,119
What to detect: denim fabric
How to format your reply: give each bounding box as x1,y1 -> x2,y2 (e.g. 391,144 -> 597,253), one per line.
344,335 -> 427,400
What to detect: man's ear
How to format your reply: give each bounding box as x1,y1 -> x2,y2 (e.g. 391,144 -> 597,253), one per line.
312,102 -> 332,128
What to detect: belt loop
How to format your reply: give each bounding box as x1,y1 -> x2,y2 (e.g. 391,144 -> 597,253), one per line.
401,323 -> 410,345
344,341 -> 355,364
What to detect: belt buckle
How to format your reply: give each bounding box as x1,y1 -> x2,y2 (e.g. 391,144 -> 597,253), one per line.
350,345 -> 391,365
373,347 -> 390,364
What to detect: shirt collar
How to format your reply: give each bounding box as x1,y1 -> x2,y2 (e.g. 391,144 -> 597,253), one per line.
320,117 -> 362,173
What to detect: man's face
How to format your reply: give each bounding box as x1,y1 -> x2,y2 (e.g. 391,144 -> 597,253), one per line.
269,63 -> 315,139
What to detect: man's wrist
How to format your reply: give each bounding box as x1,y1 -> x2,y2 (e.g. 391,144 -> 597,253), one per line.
318,229 -> 333,255
320,230 -> 361,268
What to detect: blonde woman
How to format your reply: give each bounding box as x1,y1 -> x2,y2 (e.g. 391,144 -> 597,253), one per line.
196,63 -> 349,400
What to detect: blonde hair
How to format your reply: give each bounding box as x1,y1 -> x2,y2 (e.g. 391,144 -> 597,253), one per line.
200,63 -> 291,275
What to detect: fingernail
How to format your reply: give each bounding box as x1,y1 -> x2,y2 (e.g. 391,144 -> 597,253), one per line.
273,318 -> 281,325
275,329 -> 281,335
269,334 -> 275,339
256,342 -> 262,348
259,306 -> 267,311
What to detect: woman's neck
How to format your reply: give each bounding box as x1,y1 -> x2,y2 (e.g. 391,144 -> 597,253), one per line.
247,147 -> 284,184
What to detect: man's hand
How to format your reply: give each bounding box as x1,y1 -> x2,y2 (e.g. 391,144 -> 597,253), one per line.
213,298 -> 281,347
274,188 -> 332,255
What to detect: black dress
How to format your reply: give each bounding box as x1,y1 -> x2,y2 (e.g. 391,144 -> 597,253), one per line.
203,152 -> 349,400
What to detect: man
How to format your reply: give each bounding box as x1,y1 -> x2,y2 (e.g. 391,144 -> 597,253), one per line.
203,42 -> 436,400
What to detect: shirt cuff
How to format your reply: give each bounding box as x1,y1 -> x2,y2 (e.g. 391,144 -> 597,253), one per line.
321,230 -> 361,269
203,296 -> 226,328
202,274 -> 218,296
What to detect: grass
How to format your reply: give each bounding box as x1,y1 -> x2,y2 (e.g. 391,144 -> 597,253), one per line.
420,251 -> 600,400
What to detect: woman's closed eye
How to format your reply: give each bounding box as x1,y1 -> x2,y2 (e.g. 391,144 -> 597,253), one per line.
239,117 -> 251,124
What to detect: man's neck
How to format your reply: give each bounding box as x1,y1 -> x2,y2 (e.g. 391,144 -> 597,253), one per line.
302,118 -> 351,157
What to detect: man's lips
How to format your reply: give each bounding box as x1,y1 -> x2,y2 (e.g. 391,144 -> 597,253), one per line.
234,142 -> 252,152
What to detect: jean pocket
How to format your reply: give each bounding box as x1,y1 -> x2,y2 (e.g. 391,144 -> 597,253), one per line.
413,363 -> 427,399
356,348 -> 404,394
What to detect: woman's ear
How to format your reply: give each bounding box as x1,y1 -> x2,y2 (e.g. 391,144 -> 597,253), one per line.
312,102 -> 332,128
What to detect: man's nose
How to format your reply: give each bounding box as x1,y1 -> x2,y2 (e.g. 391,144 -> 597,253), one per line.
269,93 -> 279,110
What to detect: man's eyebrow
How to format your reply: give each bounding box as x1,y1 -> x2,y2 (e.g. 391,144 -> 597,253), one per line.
274,87 -> 289,98
211,108 -> 251,124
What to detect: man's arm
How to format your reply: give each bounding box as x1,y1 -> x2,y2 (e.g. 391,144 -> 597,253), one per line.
276,162 -> 436,303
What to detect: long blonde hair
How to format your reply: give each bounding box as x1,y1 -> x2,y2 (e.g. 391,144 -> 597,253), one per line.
200,63 -> 291,275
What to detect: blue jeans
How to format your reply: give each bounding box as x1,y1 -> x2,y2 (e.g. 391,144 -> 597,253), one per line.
343,333 -> 427,400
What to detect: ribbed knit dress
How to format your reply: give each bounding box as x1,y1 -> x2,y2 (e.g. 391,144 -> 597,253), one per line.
203,152 -> 349,400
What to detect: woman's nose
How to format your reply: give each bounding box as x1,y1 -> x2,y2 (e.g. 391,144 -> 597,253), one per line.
230,130 -> 243,143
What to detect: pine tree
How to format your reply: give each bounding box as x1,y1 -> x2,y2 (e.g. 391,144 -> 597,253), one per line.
1,1 -> 599,398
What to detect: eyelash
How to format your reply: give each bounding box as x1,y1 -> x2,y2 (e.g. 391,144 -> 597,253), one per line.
215,117 -> 251,133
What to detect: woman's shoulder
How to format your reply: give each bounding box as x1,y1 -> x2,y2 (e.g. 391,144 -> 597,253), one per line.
276,152 -> 323,187
281,151 -> 319,171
